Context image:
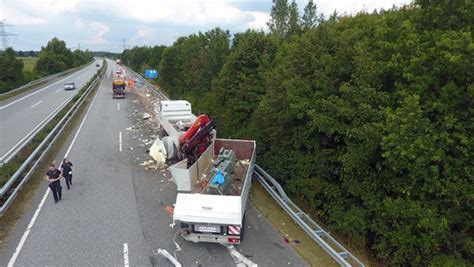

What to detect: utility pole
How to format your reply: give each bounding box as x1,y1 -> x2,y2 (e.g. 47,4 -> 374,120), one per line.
122,39 -> 128,51
0,19 -> 15,51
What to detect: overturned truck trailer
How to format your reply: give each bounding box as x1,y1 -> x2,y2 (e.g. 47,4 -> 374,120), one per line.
170,138 -> 255,244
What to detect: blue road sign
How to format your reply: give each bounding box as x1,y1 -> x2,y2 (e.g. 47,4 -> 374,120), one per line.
145,69 -> 158,79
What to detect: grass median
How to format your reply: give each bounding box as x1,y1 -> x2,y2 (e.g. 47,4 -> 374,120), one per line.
0,61 -> 106,251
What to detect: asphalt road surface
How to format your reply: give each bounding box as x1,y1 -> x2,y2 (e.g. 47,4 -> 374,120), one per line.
0,59 -> 103,163
0,59 -> 307,266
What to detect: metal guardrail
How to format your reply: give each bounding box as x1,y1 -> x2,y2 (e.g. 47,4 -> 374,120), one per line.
0,60 -> 97,165
125,65 -> 365,267
254,165 -> 364,267
124,67 -> 168,100
0,95 -> 75,165
0,60 -> 95,97
0,63 -> 106,216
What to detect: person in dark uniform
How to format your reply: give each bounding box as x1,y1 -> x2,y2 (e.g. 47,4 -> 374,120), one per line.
61,158 -> 73,190
45,164 -> 62,203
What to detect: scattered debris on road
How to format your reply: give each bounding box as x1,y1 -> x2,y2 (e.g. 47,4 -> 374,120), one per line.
165,205 -> 174,216
142,112 -> 151,120
156,249 -> 182,267
149,138 -> 167,166
225,244 -> 258,267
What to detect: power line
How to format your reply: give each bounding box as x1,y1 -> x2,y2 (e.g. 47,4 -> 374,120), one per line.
122,39 -> 129,51
0,19 -> 16,51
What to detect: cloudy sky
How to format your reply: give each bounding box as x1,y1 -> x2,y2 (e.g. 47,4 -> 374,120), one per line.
1,0 -> 411,52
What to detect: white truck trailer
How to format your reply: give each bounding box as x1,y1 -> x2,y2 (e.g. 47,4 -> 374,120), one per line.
156,100 -> 197,159
156,100 -> 256,244
171,138 -> 256,244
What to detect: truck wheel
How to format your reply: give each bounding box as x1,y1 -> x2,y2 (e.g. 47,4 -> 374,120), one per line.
240,215 -> 246,242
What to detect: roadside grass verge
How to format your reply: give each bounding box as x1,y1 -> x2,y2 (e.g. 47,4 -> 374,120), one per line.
0,61 -> 106,251
250,182 -> 338,267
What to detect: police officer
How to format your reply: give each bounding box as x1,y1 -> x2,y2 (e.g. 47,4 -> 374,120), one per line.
61,158 -> 73,190
45,164 -> 62,203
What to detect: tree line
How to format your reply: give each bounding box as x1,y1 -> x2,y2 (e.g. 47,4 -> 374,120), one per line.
122,0 -> 473,265
0,37 -> 93,94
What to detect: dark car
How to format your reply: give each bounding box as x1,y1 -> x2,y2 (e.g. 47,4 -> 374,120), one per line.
64,82 -> 76,90
96,64 -> 100,67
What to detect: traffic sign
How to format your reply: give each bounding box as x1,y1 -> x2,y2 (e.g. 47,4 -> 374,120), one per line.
145,69 -> 158,79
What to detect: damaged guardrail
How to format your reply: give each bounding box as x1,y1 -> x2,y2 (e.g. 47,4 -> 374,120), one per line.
126,65 -> 365,267
0,61 -> 106,216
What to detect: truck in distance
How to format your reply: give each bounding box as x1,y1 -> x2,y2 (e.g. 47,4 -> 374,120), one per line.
112,79 -> 125,99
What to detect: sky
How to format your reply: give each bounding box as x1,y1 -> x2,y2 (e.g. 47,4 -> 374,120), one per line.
1,0 -> 411,53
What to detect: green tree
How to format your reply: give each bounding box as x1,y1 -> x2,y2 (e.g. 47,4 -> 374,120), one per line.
0,48 -> 24,93
211,30 -> 277,137
148,45 -> 166,70
267,0 -> 290,35
287,1 -> 301,36
302,0 -> 318,30
35,37 -> 74,74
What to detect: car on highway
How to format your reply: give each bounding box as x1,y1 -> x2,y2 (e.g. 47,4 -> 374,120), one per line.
96,63 -> 100,67
64,82 -> 76,90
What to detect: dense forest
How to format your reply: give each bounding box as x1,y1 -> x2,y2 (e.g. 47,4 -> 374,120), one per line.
121,0 -> 473,265
0,37 -> 93,94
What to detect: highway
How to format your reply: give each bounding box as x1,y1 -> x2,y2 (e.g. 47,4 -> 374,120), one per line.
0,59 -> 307,266
0,59 -> 103,163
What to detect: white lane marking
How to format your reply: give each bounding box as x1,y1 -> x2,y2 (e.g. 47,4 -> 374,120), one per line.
119,131 -> 122,152
30,100 -> 42,109
0,94 -> 75,161
123,243 -> 129,267
117,102 -> 120,110
7,84 -> 101,267
56,88 -> 61,93
7,183 -> 51,267
64,87 -> 101,158
0,69 -> 85,110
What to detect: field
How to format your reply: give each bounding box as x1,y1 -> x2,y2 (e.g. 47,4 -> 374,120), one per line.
19,57 -> 37,72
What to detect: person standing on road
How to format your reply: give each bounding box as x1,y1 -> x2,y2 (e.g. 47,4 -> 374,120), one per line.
45,164 -> 62,203
61,158 -> 73,190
